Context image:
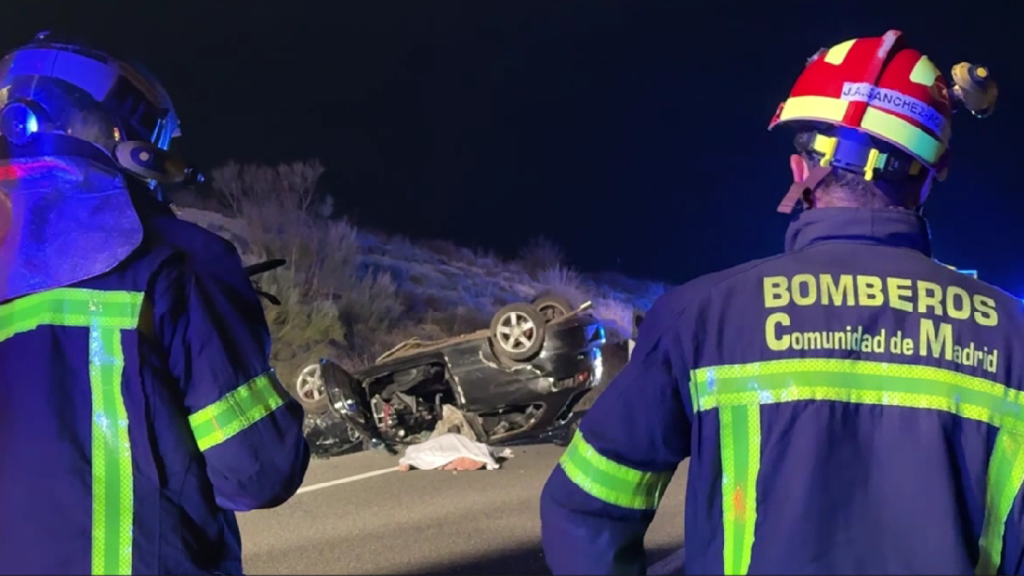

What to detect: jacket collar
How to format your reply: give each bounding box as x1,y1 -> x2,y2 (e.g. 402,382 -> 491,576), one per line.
784,207 -> 932,257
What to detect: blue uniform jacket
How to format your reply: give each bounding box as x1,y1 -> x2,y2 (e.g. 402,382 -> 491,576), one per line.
0,197 -> 310,575
541,207 -> 1024,575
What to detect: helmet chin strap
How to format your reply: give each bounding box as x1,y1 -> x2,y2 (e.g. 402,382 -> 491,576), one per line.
778,166 -> 932,215
917,170 -> 936,205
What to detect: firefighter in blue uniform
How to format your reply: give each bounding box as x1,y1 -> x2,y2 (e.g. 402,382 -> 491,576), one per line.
0,33 -> 310,574
541,30 -> 1018,575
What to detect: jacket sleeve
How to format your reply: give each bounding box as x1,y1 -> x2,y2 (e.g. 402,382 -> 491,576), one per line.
152,249 -> 310,512
541,293 -> 692,575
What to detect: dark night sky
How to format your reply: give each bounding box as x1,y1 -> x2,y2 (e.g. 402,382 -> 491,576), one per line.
5,1 -> 1022,293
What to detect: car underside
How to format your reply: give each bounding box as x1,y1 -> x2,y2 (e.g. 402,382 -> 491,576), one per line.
302,296 -> 609,456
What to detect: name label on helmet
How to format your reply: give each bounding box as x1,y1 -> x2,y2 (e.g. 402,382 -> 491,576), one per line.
841,81 -> 946,135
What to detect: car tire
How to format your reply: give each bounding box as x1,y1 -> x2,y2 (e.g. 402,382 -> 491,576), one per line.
295,363 -> 329,412
489,302 -> 547,362
531,293 -> 574,322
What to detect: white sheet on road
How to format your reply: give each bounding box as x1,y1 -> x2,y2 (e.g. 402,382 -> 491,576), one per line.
398,433 -> 500,470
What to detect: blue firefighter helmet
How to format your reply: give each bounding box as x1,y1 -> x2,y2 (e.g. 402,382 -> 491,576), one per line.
0,31 -> 202,195
0,32 -> 205,302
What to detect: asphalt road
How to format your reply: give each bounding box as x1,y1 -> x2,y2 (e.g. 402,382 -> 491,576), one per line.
238,443 -> 688,575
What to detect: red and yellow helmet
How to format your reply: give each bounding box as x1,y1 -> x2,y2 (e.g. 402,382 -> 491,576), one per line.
769,30 -> 996,211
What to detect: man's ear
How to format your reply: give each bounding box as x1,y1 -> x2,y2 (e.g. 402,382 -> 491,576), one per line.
789,154 -> 810,183
790,154 -> 817,209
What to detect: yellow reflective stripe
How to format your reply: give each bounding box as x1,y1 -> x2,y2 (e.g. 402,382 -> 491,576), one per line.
978,430 -> 1024,575
691,358 -> 1024,576
0,288 -> 143,575
90,325 -> 134,575
189,371 -> 288,452
776,93 -> 945,166
721,404 -> 760,576
0,287 -> 143,338
691,358 -> 1024,427
861,107 -> 945,164
823,39 -> 856,65
559,429 -> 673,510
777,95 -> 849,124
909,55 -> 941,86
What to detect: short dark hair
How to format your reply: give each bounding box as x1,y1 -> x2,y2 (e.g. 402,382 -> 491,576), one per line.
796,130 -> 925,209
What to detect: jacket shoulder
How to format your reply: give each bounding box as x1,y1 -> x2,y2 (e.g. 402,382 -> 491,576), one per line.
651,254 -> 787,322
141,208 -> 245,272
638,252 -> 782,338
930,262 -> 1024,324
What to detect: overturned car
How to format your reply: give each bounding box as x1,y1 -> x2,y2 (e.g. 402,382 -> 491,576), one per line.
300,295 -> 607,457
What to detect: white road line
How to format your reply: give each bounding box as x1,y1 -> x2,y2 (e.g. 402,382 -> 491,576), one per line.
648,546 -> 685,575
295,466 -> 400,495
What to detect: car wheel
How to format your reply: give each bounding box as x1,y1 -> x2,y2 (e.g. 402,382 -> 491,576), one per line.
490,302 -> 547,362
531,293 -> 574,322
295,363 -> 329,412
344,424 -> 369,451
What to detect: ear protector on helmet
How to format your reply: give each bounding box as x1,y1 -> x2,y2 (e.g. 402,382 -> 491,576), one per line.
113,141 -> 205,187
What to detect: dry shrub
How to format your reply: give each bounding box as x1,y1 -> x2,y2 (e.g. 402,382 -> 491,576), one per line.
590,298 -> 635,343
206,159 -> 404,389
180,159 -> 667,389
419,238 -> 477,265
258,266 -> 345,391
518,235 -> 565,274
534,263 -> 581,288
533,264 -> 588,306
334,271 -> 405,359
212,161 -> 325,268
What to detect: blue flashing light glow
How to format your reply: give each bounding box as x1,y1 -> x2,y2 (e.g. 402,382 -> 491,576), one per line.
0,103 -> 40,145
24,109 -> 38,135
